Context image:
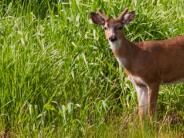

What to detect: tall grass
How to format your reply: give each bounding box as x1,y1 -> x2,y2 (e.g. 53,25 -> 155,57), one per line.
0,0 -> 184,137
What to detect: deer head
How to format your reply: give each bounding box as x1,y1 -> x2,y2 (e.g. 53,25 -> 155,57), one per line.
90,8 -> 135,43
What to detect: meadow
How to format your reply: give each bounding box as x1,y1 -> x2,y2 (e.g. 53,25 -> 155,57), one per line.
0,0 -> 184,137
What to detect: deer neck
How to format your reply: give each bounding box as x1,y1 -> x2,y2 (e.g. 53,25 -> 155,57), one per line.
109,35 -> 137,70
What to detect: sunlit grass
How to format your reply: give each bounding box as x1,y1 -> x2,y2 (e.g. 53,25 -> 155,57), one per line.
0,0 -> 184,137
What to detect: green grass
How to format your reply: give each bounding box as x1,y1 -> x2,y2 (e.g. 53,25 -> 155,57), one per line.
0,0 -> 184,137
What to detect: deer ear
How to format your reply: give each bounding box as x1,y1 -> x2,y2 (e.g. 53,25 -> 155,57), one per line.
90,12 -> 105,25
119,11 -> 135,25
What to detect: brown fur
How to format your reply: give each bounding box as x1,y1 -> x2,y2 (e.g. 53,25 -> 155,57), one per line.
90,9 -> 184,119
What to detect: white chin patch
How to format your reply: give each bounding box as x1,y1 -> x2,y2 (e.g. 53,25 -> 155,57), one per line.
109,40 -> 121,50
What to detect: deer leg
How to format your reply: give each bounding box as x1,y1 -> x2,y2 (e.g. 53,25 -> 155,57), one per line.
134,84 -> 148,119
147,83 -> 159,118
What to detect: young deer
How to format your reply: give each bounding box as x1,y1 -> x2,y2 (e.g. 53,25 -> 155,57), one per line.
90,8 -> 184,119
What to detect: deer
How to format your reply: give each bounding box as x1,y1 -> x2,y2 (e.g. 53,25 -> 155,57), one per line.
90,8 -> 184,120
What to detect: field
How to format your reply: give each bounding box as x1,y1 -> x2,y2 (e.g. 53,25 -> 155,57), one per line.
1,0 -> 184,137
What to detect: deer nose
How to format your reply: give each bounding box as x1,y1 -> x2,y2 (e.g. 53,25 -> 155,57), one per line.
109,36 -> 117,42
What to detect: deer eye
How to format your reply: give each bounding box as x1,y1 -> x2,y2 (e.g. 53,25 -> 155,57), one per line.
104,27 -> 108,30
116,26 -> 123,30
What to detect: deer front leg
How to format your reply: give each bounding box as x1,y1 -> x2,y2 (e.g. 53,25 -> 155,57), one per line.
134,84 -> 148,119
147,83 -> 159,118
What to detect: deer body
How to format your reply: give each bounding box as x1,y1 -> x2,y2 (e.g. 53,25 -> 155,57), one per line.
90,9 -> 184,119
114,36 -> 184,84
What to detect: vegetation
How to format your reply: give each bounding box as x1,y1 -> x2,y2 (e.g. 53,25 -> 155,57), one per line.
0,0 -> 184,137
